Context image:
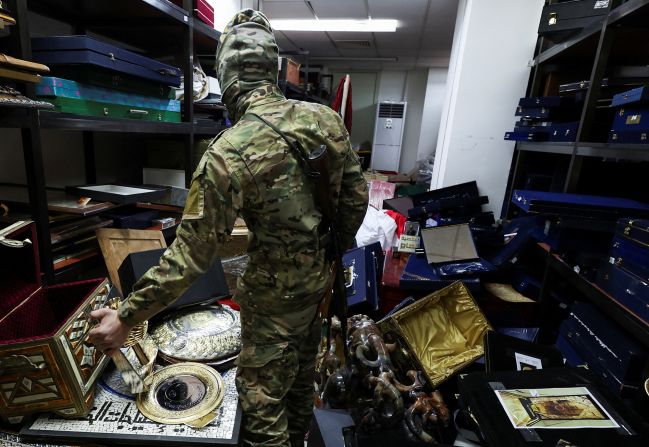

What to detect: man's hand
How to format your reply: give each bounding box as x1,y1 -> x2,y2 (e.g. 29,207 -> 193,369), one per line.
87,308 -> 132,357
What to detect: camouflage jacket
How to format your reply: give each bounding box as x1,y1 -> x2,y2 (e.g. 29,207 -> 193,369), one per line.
119,95 -> 368,326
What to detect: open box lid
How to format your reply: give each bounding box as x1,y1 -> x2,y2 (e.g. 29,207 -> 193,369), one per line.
379,281 -> 492,387
0,221 -> 41,319
421,223 -> 479,265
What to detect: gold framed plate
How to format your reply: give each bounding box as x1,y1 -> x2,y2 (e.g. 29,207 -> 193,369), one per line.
136,362 -> 225,427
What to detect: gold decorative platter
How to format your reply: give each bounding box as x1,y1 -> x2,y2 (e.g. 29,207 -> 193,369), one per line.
136,362 -> 225,428
150,304 -> 241,363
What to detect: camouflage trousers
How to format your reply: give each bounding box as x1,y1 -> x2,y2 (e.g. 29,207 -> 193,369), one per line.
236,303 -> 321,447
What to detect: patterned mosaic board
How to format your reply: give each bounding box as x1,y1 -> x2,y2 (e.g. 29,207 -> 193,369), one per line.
21,365 -> 240,445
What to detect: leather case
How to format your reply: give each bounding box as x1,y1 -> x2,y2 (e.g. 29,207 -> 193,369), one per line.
378,281 -> 491,387
608,129 -> 648,143
518,96 -> 581,108
399,254 -> 480,293
31,36 -> 182,87
559,302 -> 646,395
0,222 -> 111,423
343,242 -> 382,312
512,190 -> 649,220
50,66 -> 170,98
609,235 -> 649,281
616,217 -> 649,246
458,368 -> 649,447
611,86 -> 649,107
504,130 -> 549,142
538,0 -> 612,41
611,106 -> 649,131
489,216 -> 545,267
484,331 -> 563,373
410,181 -> 480,208
596,261 -> 649,324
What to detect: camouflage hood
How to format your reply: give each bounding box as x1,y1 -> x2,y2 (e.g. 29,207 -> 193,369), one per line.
215,9 -> 279,121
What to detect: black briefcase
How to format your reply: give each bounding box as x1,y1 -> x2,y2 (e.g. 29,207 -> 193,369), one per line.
538,0 -> 616,42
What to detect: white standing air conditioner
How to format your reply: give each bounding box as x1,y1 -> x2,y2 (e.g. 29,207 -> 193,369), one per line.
370,101 -> 407,172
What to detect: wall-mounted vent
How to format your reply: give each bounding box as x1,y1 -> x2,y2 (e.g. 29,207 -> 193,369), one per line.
334,40 -> 372,49
378,103 -> 405,119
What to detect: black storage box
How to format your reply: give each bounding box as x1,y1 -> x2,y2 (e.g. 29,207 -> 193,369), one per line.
538,0 -> 615,42
118,248 -> 229,314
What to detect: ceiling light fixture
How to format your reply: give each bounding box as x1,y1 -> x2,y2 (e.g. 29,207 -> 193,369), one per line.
271,19 -> 398,33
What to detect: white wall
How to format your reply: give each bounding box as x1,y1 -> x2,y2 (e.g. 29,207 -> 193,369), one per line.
431,0 -> 543,215
417,68 -> 447,161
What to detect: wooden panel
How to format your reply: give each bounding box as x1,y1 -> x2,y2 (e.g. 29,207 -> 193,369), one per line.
96,229 -> 167,296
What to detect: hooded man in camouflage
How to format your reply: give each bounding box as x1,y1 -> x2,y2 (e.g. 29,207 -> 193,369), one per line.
88,9 -> 368,447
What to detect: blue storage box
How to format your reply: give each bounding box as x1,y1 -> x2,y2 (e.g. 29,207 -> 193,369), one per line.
504,130 -> 548,142
608,130 -> 648,143
596,261 -> 649,325
32,35 -> 182,87
512,190 -> 649,219
36,77 -> 181,112
518,96 -> 580,108
610,236 -> 649,281
399,254 -> 480,293
615,218 -> 649,246
343,242 -> 382,312
611,85 -> 649,107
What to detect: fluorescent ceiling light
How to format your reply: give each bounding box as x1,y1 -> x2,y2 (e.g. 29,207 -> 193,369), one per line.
272,19 -> 398,32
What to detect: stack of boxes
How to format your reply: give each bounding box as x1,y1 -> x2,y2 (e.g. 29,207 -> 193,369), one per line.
504,95 -> 583,142
30,35 -> 182,123
609,86 -> 649,143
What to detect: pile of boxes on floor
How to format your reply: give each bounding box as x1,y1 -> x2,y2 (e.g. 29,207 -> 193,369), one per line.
324,176 -> 649,445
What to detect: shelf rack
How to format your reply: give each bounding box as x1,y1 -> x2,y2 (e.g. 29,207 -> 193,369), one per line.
502,0 -> 649,219
0,0 -> 225,283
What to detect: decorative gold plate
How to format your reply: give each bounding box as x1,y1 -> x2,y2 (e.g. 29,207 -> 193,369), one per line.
150,305 -> 241,363
136,362 -> 225,427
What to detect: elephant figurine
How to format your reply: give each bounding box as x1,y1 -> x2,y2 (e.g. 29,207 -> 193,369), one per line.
405,390 -> 451,443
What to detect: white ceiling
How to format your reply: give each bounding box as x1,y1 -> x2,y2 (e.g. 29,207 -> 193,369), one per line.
262,0 -> 458,70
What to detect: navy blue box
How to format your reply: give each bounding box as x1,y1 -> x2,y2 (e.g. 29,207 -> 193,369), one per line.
399,254 -> 480,293
556,332 -> 585,367
608,130 -> 649,143
512,190 -> 649,219
611,106 -> 649,131
504,130 -> 548,142
518,96 -> 579,108
343,242 -> 382,312
596,261 -> 649,325
32,35 -> 182,87
567,302 -> 646,383
612,86 -> 649,107
616,218 -> 649,246
610,236 -> 649,281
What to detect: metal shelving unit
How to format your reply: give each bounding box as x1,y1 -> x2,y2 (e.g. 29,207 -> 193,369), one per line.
502,0 -> 649,219
0,0 -> 224,283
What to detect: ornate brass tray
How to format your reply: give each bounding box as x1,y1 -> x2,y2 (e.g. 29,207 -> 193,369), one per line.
150,305 -> 241,364
136,362 -> 225,428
